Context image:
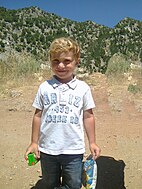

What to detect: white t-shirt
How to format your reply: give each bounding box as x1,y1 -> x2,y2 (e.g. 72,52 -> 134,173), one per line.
33,76 -> 95,155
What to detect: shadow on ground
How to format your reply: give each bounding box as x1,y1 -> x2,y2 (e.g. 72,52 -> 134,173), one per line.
31,179 -> 46,189
96,156 -> 126,189
31,155 -> 126,189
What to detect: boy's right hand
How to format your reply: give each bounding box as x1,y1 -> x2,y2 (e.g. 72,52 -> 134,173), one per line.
24,142 -> 40,160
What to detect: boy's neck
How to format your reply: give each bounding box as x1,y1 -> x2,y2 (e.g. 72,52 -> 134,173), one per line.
54,75 -> 74,84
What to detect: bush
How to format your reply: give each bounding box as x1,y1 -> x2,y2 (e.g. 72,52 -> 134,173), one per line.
127,65 -> 142,94
0,50 -> 41,81
106,53 -> 130,77
128,84 -> 141,94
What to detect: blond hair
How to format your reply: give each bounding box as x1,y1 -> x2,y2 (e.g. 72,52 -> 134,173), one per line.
48,37 -> 80,61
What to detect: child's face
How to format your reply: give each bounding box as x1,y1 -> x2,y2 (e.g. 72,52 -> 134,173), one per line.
50,51 -> 79,83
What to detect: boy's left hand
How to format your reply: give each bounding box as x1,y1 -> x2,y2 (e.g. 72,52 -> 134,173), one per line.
90,143 -> 101,160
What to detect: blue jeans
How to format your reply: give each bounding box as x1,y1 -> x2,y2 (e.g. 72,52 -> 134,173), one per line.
40,152 -> 83,189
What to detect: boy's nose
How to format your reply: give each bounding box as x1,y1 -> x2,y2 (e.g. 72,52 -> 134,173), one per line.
58,62 -> 65,68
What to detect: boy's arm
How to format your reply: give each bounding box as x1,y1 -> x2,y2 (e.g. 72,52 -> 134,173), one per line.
25,108 -> 42,159
83,109 -> 101,159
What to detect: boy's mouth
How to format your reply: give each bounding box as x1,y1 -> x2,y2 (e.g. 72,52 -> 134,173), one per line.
56,69 -> 66,72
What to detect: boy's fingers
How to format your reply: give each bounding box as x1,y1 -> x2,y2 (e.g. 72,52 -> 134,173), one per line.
91,148 -> 101,160
95,149 -> 101,159
24,149 -> 32,160
35,150 -> 40,159
24,153 -> 28,160
90,150 -> 95,160
24,152 -> 29,160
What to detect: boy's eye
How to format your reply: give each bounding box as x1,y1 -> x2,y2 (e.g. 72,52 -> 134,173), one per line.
52,60 -> 59,64
52,59 -> 72,65
64,60 -> 71,64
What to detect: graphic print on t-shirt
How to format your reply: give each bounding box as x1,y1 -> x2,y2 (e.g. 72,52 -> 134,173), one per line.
44,92 -> 81,125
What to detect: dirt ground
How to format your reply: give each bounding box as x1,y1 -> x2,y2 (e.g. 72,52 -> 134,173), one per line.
0,73 -> 142,189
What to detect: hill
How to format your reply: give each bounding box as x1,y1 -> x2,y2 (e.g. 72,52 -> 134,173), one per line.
0,6 -> 142,73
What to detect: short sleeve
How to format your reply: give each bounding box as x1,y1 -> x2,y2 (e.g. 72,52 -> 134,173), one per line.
83,87 -> 95,111
32,86 -> 43,110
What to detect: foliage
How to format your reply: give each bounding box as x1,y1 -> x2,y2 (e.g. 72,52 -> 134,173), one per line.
0,51 -> 41,81
0,6 -> 142,73
127,65 -> 142,94
128,84 -> 141,94
105,53 -> 130,77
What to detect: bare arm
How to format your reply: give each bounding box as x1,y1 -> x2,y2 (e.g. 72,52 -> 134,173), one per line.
31,109 -> 42,144
25,108 -> 42,159
83,109 -> 101,159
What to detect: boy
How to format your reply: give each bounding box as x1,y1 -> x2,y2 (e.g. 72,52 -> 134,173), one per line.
25,37 -> 101,189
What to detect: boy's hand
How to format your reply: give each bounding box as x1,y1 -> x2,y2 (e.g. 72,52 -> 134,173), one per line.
90,143 -> 101,160
24,142 -> 40,160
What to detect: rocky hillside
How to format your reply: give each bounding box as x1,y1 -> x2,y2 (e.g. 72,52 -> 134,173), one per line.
0,6 -> 142,73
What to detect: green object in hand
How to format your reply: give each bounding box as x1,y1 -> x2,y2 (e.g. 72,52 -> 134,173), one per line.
28,153 -> 38,166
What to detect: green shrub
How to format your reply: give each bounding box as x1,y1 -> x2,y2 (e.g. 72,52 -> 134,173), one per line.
106,53 -> 130,77
0,51 -> 41,81
128,84 -> 141,94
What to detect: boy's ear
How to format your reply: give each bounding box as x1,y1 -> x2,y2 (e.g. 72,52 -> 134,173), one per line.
76,58 -> 80,65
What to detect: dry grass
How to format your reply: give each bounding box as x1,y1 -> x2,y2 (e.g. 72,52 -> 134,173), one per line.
0,51 -> 142,98
0,50 -> 52,97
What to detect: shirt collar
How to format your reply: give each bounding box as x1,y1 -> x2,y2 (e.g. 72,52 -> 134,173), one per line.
51,75 -> 77,90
